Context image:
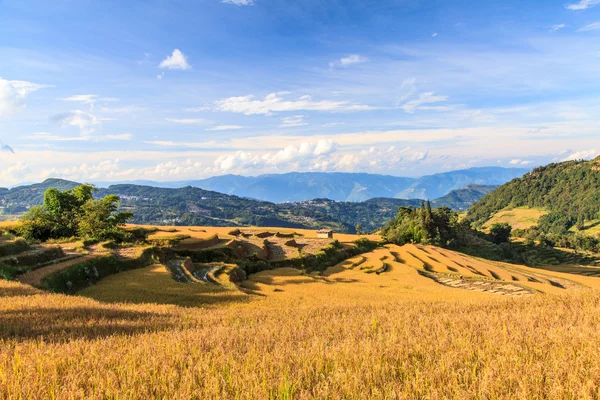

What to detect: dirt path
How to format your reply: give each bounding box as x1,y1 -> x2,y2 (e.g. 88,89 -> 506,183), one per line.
17,256 -> 95,287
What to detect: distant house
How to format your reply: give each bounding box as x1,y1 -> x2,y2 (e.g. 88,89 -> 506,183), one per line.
317,229 -> 334,239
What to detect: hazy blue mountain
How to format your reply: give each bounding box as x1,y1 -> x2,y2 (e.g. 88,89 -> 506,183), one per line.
394,167 -> 528,200
430,184 -> 498,211
157,168 -> 526,202
74,167 -> 527,204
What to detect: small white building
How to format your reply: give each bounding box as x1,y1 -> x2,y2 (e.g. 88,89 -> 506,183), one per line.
317,229 -> 334,239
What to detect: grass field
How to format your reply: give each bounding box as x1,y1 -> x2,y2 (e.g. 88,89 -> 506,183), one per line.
3,225 -> 600,398
482,206 -> 548,230
570,219 -> 600,237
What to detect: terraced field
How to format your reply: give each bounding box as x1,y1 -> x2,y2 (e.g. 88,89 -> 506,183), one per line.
482,206 -> 547,230
4,225 -> 600,398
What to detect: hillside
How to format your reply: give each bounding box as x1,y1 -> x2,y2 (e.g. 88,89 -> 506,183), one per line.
0,179 -> 80,213
0,180 -> 493,233
468,157 -> 600,235
92,167 -> 527,203
3,223 -> 600,398
430,184 -> 497,211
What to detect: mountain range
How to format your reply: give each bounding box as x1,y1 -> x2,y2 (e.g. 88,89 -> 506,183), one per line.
91,167 -> 528,203
0,179 -> 497,233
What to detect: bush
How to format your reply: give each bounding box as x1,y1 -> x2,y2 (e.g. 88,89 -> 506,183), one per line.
490,223 -> 512,244
41,248 -> 155,294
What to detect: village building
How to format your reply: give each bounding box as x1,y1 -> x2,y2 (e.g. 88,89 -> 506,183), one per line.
317,229 -> 334,239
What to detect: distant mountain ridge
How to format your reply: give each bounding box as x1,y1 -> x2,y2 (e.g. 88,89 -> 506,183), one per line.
0,180 -> 496,232
90,167 -> 528,203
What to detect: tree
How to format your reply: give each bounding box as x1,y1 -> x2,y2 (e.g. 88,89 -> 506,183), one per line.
490,223 -> 512,245
18,206 -> 55,241
576,214 -> 585,231
78,195 -> 133,240
355,224 -> 362,235
18,184 -> 132,242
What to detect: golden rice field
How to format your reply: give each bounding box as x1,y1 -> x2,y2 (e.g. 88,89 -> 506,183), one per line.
3,226 -> 600,398
482,206 -> 548,231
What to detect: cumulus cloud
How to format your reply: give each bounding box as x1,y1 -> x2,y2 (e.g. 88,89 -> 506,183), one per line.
314,139 -> 337,156
159,49 -> 191,70
0,162 -> 29,184
566,0 -> 600,10
400,92 -> 449,113
215,151 -> 260,172
214,139 -> 339,172
51,110 -> 101,135
280,115 -> 307,128
578,21 -> 600,31
222,0 -> 253,5
510,159 -> 532,165
0,78 -> 48,117
561,149 -> 599,161
329,54 -> 369,68
215,92 -> 374,115
205,125 -> 245,131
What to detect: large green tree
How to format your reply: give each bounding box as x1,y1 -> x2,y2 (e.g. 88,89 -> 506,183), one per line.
18,185 -> 132,241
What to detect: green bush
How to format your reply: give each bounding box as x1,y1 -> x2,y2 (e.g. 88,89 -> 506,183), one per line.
41,248 -> 155,294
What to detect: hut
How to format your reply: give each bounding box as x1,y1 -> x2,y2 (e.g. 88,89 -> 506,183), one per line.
317,229 -> 334,239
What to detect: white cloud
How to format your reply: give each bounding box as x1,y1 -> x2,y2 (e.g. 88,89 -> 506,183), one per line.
159,49 -> 191,70
205,125 -> 245,131
329,54 -> 369,68
551,24 -> 566,31
51,110 -> 100,135
215,151 -> 260,172
432,33 -> 438,37
400,92 -> 449,113
280,115 -> 308,128
215,92 -> 374,115
0,162 -> 29,184
0,78 -> 48,117
409,150 -> 429,162
578,21 -> 600,31
166,118 -> 211,125
222,0 -> 253,5
566,0 -> 600,10
214,139 -> 339,172
561,149 -> 599,161
510,159 -> 532,165
61,94 -> 98,104
157,72 -> 165,80
314,139 -> 337,156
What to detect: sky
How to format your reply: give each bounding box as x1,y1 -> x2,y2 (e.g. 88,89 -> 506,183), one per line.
0,0 -> 599,185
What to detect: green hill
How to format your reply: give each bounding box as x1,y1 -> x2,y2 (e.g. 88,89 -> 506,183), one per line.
468,157 -> 600,235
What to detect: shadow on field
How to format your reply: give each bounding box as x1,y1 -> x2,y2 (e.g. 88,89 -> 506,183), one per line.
0,285 -> 43,298
0,306 -> 176,341
249,275 -> 361,287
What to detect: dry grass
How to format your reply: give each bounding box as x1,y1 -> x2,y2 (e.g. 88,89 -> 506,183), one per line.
570,219 -> 600,237
4,228 -> 600,398
137,224 -> 381,244
482,206 -> 548,231
3,275 -> 600,398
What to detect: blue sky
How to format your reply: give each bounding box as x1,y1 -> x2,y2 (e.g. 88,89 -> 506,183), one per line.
0,0 -> 599,184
